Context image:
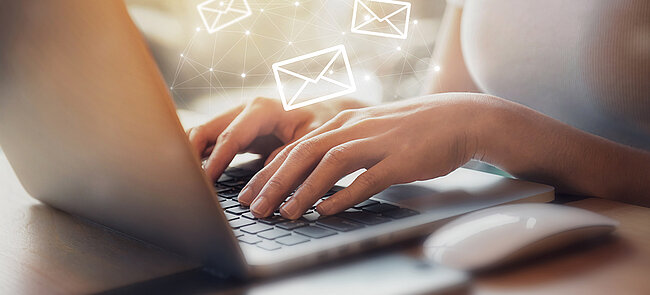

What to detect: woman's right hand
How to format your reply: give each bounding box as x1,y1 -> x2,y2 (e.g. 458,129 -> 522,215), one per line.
186,97 -> 367,182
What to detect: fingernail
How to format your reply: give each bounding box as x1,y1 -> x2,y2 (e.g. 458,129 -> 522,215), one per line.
280,200 -> 299,219
238,187 -> 252,205
316,201 -> 331,215
251,197 -> 269,217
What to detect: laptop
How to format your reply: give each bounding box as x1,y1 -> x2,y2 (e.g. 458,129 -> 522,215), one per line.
0,83 -> 554,280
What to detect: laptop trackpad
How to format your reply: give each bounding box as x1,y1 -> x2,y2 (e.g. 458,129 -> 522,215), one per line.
337,168 -> 543,213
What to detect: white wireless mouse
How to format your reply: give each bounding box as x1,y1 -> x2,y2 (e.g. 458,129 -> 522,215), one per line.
423,203 -> 618,271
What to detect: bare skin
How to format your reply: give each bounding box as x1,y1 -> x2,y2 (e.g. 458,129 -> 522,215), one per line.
189,95 -> 650,219
4,1 -> 649,221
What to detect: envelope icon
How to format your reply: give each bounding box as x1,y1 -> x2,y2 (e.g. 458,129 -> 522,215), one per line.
197,0 -> 252,34
272,45 -> 356,111
351,0 -> 412,39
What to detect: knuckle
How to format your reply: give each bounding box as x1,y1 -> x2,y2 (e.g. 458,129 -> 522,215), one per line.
336,188 -> 354,203
265,178 -> 285,192
216,129 -> 234,145
336,109 -> 355,120
292,139 -> 320,160
356,172 -> 379,188
323,145 -> 351,166
354,118 -> 379,129
250,96 -> 269,106
297,181 -> 317,198
191,125 -> 206,138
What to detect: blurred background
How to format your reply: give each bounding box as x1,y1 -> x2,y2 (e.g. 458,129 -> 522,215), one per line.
124,0 -> 446,116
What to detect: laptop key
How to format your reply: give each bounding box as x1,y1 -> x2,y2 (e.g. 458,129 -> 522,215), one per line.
217,174 -> 234,183
238,234 -> 262,244
225,167 -> 256,178
229,218 -> 255,229
241,212 -> 257,220
276,235 -> 310,246
258,228 -> 290,240
241,223 -> 272,234
317,217 -> 363,232
219,191 -> 240,199
256,240 -> 281,251
226,206 -> 250,215
362,203 -> 399,214
294,225 -> 337,239
215,186 -> 233,193
233,229 -> 244,237
221,179 -> 248,187
276,219 -> 309,230
353,199 -> 379,209
224,212 -> 239,221
302,211 -> 323,222
337,211 -> 390,225
382,208 -> 419,219
220,199 -> 240,209
258,214 -> 288,225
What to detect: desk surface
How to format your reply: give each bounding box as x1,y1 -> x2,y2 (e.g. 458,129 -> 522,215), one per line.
0,149 -> 649,294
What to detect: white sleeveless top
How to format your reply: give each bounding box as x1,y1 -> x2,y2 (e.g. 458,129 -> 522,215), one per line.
457,0 -> 650,150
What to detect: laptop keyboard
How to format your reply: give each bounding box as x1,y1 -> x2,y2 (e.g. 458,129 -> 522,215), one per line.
216,167 -> 419,251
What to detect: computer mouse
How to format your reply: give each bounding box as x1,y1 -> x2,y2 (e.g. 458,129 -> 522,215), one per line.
423,203 -> 618,271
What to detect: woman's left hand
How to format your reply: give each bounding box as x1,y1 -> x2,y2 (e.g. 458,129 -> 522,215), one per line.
239,93 -> 499,219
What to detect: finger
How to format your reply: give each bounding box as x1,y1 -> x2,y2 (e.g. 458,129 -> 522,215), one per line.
204,104 -> 280,181
280,139 -> 383,219
188,105 -> 244,158
248,128 -> 363,218
238,114 -> 350,206
264,144 -> 287,166
316,157 -> 399,216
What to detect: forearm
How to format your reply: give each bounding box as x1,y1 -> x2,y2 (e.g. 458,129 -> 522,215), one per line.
476,96 -> 650,206
424,4 -> 480,94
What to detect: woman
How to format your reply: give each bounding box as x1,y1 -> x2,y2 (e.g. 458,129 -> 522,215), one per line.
2,1 -> 648,221
189,0 -> 650,219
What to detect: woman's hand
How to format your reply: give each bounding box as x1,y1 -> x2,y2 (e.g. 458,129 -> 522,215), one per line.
187,97 -> 367,181
239,93 -> 499,219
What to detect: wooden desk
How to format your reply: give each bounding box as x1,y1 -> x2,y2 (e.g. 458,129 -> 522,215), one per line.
0,149 -> 648,294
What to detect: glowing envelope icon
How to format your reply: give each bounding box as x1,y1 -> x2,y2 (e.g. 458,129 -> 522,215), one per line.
272,45 -> 357,111
351,0 -> 412,39
197,0 -> 252,34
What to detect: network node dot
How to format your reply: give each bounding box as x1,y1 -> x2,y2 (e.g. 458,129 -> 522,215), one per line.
434,65 -> 441,72
180,53 -> 184,57
396,46 -> 401,51
209,68 -> 214,72
294,1 -> 300,6
413,20 -> 418,25
245,30 -> 251,35
241,73 -> 246,78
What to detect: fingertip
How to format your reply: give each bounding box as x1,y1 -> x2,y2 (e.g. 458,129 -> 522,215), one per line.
279,200 -> 301,220
238,186 -> 253,206
315,200 -> 333,216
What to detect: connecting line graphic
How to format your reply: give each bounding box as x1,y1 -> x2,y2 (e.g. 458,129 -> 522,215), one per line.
169,0 -> 436,114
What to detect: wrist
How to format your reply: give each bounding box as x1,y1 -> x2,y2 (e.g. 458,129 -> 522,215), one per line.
466,95 -> 517,164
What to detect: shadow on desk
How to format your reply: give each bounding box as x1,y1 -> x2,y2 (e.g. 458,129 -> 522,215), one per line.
0,203 -> 195,294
